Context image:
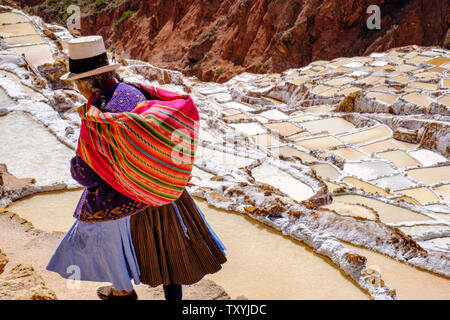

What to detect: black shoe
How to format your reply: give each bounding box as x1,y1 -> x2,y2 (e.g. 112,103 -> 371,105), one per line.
97,285 -> 138,300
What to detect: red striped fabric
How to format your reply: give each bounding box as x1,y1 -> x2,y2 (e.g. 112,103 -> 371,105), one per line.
77,84 -> 199,206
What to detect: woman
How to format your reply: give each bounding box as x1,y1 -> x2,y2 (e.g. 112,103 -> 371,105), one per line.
47,36 -> 227,300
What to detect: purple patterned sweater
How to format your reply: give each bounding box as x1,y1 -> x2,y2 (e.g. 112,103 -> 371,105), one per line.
71,81 -> 150,222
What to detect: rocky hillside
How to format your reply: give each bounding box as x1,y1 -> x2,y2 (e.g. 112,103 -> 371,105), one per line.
12,0 -> 450,82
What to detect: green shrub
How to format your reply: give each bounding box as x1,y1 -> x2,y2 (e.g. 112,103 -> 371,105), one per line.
95,0 -> 107,8
254,62 -> 266,73
215,67 -> 225,75
193,25 -> 217,46
114,10 -> 136,27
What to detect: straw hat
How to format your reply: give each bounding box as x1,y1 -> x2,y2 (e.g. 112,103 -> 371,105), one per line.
60,35 -> 120,81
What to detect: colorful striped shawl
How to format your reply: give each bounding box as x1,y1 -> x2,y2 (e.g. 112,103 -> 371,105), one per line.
77,83 -> 199,207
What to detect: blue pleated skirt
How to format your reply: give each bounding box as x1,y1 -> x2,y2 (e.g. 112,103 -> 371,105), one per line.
47,216 -> 140,291
46,202 -> 225,291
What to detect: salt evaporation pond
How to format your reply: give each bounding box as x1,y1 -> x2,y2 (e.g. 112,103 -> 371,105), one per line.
0,111 -> 75,185
322,203 -> 377,220
332,194 -> 432,223
222,101 -> 254,112
196,145 -> 255,169
222,108 -> 242,117
406,166 -> 450,185
339,125 -> 391,145
286,131 -> 311,140
377,150 -> 421,169
391,195 -> 421,206
307,105 -> 335,113
197,200 -> 369,299
341,177 -> 390,196
398,224 -> 450,237
343,161 -> 396,181
309,163 -> 341,180
264,122 -> 303,137
7,44 -> 54,66
409,149 -> 448,166
372,175 -> 416,191
342,242 -> 450,300
295,135 -> 343,151
324,181 -> 342,193
6,189 -> 83,232
298,117 -> 356,135
229,122 -> 266,135
210,92 -> 232,103
223,113 -> 250,121
0,12 -> 29,24
433,184 -> 450,202
289,115 -> 320,122
360,138 -> 417,155
331,147 -> 369,161
251,162 -> 314,202
4,34 -> 44,45
271,146 -> 317,162
258,109 -> 288,121
0,22 -> 37,37
5,188 -> 368,299
396,187 -> 440,204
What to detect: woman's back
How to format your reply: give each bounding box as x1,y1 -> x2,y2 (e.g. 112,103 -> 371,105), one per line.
94,81 -> 147,113
71,80 -> 150,222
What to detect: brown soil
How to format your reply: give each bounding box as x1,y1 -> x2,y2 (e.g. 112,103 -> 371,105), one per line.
0,211 -> 233,300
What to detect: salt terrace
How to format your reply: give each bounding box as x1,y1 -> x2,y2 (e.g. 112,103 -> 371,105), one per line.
0,6 -> 449,300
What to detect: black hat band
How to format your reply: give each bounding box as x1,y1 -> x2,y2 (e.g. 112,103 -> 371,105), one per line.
68,52 -> 109,74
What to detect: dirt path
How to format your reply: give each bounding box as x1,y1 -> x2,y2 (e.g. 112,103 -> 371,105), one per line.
0,211 -> 232,300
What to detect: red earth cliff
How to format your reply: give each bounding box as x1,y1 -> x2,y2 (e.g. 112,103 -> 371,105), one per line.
16,0 -> 450,82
